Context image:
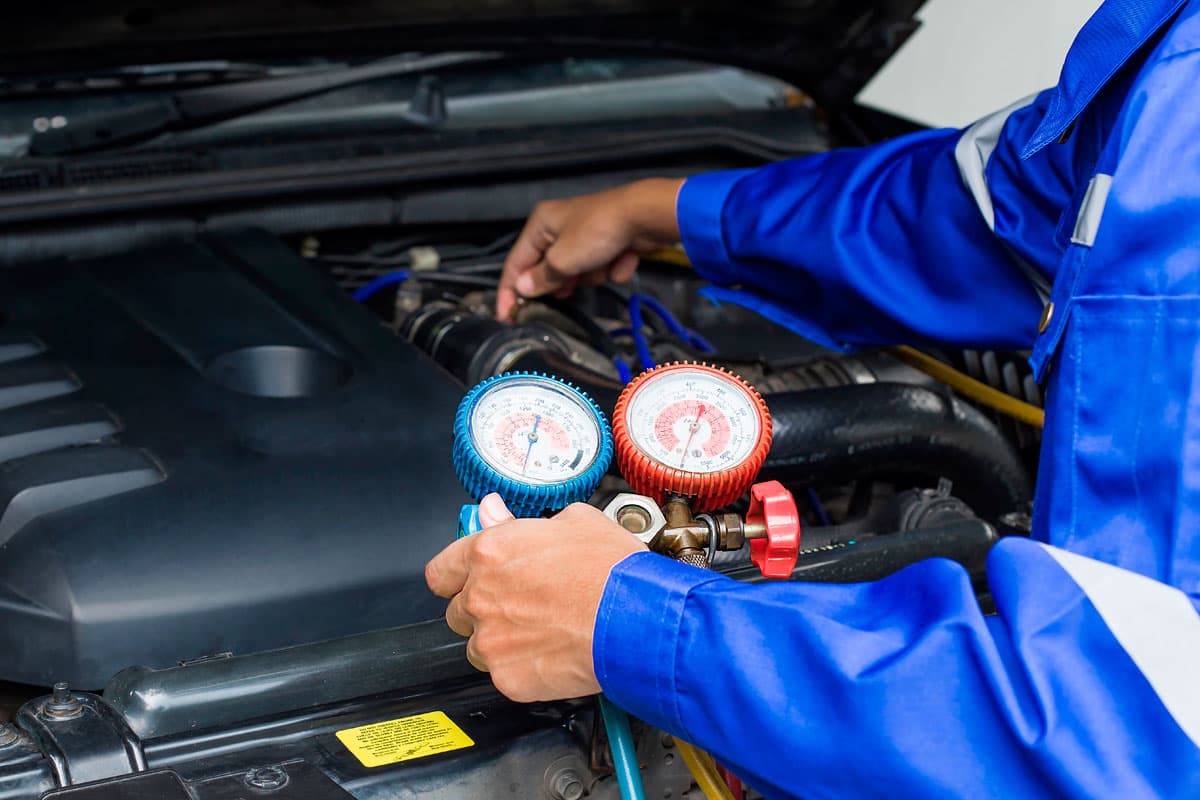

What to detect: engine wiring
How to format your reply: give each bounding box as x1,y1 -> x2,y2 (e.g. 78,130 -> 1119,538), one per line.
327,237 -> 1047,437
352,270 -> 409,302
337,246 -> 1045,432
636,250 -> 1046,430
350,269 -> 506,302
627,292 -> 715,370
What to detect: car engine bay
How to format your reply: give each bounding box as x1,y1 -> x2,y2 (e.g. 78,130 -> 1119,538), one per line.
0,216 -> 1037,798
0,12 -> 1045,792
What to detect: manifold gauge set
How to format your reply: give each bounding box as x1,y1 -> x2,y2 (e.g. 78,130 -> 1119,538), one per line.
453,363 -> 800,578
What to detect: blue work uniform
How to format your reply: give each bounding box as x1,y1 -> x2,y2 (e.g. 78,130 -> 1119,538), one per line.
592,1 -> 1200,797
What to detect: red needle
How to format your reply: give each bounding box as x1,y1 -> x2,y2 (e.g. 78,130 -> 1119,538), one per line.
679,403 -> 706,468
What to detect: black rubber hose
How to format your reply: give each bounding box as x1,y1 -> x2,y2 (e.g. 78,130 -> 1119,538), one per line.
761,384 -> 1032,519
720,519 -> 999,584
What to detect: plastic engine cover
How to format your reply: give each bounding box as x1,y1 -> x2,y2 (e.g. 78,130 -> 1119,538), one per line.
0,230 -> 469,687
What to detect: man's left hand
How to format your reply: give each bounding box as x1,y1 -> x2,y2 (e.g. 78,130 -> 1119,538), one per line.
425,494 -> 647,702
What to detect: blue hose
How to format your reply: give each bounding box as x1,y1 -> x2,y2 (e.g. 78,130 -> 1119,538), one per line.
599,695 -> 647,800
806,486 -> 832,527
614,357 -> 633,384
627,299 -> 657,371
627,293 -> 717,370
352,270 -> 409,302
630,293 -> 688,340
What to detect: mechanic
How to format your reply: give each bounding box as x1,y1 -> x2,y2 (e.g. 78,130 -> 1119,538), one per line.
425,0 -> 1200,796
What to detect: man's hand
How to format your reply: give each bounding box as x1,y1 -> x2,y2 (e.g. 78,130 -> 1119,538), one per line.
496,178 -> 685,320
425,494 -> 647,702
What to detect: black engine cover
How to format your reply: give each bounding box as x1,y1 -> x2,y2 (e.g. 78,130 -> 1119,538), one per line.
0,230 -> 468,687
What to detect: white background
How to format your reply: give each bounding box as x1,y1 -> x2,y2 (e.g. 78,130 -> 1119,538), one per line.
856,0 -> 1104,128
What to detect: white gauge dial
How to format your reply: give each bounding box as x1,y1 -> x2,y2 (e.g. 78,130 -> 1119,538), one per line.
469,377 -> 603,485
625,367 -> 762,474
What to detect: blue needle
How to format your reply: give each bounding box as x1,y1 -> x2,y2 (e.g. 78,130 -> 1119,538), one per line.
521,414 -> 541,475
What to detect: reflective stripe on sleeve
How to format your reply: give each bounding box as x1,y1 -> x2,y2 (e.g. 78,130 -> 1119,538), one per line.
953,94 -> 1052,303
953,93 -> 1039,232
1041,543 -> 1200,748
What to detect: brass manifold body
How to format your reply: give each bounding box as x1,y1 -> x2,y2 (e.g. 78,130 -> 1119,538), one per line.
603,493 -> 768,569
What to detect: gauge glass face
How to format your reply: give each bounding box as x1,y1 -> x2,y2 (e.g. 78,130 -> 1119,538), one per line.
626,368 -> 761,474
469,378 -> 602,485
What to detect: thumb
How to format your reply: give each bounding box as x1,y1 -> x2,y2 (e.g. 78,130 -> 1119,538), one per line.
478,493 -> 516,528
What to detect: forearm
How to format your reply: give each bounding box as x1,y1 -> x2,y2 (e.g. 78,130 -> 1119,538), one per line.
621,177 -> 684,244
677,126 -> 1047,350
594,544 -> 1200,799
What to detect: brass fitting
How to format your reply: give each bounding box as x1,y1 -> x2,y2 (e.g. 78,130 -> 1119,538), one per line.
696,512 -> 756,552
603,493 -> 668,547
607,493 -> 763,570
657,498 -> 711,568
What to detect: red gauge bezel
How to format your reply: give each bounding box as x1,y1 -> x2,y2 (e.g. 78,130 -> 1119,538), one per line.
612,362 -> 773,512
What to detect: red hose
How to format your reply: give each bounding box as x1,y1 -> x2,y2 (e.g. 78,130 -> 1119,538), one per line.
715,763 -> 744,799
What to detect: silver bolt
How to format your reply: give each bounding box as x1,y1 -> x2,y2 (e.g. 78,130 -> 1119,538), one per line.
549,768 -> 584,800
1000,510 -> 1033,533
43,682 -> 83,721
0,724 -> 19,747
244,766 -> 288,791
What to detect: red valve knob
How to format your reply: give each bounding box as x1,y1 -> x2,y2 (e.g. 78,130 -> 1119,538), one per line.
746,481 -> 800,579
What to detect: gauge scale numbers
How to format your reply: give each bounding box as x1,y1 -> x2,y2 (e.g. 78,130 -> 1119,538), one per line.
626,369 -> 761,473
468,378 -> 602,485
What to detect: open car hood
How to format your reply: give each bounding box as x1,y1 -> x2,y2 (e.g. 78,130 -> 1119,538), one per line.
3,1 -> 923,106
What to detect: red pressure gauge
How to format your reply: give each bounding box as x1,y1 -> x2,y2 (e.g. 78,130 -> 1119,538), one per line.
613,363 -> 773,511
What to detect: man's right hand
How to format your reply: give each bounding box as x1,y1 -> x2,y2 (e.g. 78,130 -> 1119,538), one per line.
496,178 -> 685,320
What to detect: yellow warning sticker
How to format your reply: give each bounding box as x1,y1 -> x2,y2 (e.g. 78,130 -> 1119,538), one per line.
336,711 -> 475,768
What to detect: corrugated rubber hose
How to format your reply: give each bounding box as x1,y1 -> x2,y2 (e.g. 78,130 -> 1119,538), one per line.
761,383 -> 1032,518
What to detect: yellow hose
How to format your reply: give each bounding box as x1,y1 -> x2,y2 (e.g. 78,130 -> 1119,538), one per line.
676,739 -> 736,800
643,246 -> 693,268
888,346 -> 1045,429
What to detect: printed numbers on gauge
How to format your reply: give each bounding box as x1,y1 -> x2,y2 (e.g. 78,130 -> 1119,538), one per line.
468,377 -> 603,485
625,367 -> 761,473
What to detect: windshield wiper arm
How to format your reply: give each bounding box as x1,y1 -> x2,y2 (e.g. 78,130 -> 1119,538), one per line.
27,51 -> 502,157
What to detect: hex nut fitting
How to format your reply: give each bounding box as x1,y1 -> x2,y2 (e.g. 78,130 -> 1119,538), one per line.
603,493 -> 667,545
244,766 -> 289,791
549,768 -> 585,800
42,682 -> 83,721
0,724 -> 19,748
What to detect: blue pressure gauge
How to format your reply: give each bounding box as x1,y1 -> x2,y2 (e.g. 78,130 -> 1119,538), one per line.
453,373 -> 613,526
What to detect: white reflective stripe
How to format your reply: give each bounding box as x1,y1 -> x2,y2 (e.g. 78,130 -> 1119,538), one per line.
954,93 -> 1053,303
954,93 -> 1039,232
1070,174 -> 1113,246
1041,543 -> 1200,747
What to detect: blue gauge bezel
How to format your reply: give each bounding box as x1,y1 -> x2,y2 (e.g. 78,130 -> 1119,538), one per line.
453,372 -> 613,517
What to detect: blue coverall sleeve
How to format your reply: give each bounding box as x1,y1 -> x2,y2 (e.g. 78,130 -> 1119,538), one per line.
677,95 -> 1071,351
593,542 -> 1200,799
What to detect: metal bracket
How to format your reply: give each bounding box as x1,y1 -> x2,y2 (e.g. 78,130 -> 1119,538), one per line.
17,684 -> 146,787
